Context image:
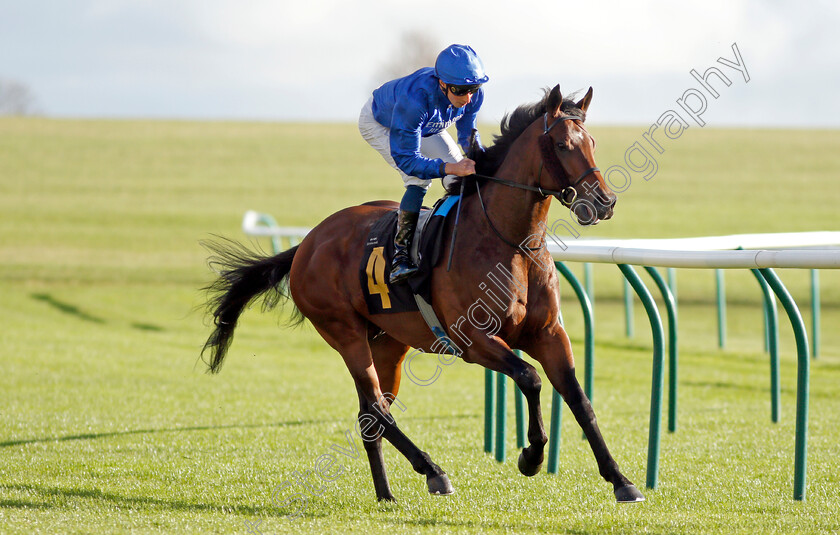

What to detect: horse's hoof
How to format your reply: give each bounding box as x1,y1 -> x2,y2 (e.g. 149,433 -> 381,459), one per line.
427,474 -> 454,496
615,484 -> 645,503
517,450 -> 543,477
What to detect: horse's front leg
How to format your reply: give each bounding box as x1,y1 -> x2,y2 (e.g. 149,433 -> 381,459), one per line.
462,338 -> 548,476
523,324 -> 645,503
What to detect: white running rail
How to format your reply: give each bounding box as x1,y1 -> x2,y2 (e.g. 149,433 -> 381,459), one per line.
242,211 -> 840,268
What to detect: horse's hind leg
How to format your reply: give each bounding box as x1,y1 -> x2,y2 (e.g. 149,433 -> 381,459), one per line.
312,322 -> 452,498
355,333 -> 410,502
356,386 -> 394,501
525,325 -> 645,503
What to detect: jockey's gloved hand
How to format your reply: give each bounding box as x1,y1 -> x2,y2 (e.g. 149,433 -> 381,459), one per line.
465,129 -> 485,160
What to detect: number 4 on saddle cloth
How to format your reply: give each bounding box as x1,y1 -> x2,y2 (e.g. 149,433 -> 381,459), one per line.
359,195 -> 460,324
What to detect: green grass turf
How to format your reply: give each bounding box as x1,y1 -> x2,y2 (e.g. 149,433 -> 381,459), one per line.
1,117 -> 839,533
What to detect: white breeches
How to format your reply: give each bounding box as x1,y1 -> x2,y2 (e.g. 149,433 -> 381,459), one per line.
358,97 -> 462,190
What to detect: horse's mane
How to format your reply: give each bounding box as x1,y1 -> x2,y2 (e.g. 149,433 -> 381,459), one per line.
447,88 -> 584,196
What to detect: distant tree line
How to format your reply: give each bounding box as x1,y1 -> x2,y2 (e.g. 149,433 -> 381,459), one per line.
0,78 -> 39,116
373,31 -> 441,86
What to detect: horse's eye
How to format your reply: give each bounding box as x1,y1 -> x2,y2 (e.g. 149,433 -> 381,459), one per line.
556,143 -> 569,152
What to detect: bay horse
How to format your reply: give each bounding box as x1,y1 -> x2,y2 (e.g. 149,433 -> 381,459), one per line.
202,85 -> 645,504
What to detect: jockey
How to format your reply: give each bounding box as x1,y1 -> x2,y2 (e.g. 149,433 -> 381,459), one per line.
359,44 -> 488,284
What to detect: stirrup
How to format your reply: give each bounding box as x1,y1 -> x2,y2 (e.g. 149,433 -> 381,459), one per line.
389,260 -> 418,284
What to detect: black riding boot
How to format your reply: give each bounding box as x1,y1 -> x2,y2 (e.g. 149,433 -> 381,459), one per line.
389,210 -> 419,284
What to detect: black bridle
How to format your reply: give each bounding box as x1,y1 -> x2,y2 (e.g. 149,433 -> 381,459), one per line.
474,113 -> 600,206
539,113 -> 600,203
472,113 -> 600,250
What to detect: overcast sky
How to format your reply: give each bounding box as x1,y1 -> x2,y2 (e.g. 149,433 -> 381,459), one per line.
1,0 -> 838,126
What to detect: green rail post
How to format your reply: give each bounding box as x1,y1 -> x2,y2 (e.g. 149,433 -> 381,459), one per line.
644,267 -> 679,433
751,269 -> 780,423
514,350 -> 526,449
583,262 -> 595,303
811,269 -> 820,359
495,370 -> 507,462
546,389 -> 563,474
618,264 -> 665,490
716,269 -> 726,349
758,268 -> 810,501
624,277 -> 634,338
252,212 -> 283,254
484,369 -> 495,454
667,268 -> 678,300
763,300 -> 770,353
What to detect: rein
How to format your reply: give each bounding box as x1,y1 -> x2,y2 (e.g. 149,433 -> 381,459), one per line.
474,179 -> 543,251
470,113 -> 600,251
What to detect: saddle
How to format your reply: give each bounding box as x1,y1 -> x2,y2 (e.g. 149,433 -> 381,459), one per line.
359,195 -> 460,317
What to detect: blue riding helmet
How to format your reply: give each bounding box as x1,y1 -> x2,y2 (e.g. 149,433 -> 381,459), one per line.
434,44 -> 489,86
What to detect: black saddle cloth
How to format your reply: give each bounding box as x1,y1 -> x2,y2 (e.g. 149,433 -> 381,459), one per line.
359,195 -> 460,315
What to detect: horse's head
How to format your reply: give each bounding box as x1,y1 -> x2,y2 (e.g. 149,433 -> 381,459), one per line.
538,85 -> 616,225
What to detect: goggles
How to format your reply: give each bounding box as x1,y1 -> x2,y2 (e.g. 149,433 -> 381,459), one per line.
447,84 -> 481,96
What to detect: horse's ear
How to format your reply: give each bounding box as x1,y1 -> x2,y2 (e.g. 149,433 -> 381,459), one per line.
575,86 -> 594,114
546,84 -> 563,116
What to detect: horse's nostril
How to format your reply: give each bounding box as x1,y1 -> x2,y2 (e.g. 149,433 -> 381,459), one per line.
573,201 -> 599,225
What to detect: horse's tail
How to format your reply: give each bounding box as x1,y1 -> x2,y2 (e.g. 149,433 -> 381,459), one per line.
200,238 -> 303,374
